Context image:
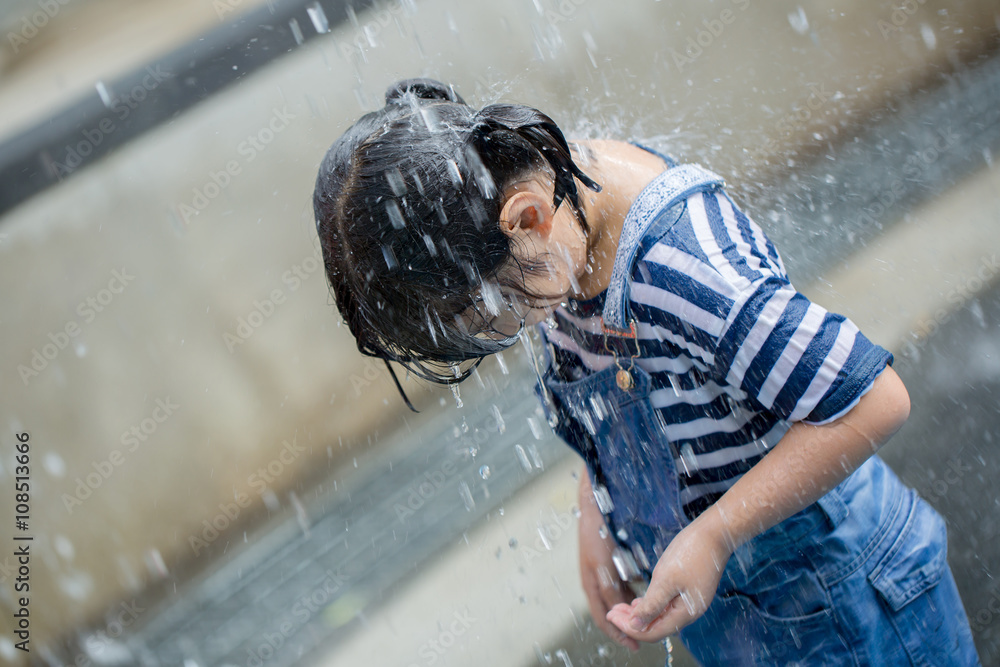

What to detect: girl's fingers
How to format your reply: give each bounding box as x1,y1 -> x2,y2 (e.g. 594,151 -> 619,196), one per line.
607,595 -> 695,642
598,583 -> 640,651
623,576 -> 678,633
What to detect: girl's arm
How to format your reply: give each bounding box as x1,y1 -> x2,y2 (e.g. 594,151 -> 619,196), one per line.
607,364 -> 911,641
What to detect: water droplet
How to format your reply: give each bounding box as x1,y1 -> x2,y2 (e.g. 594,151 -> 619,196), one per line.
788,6 -> 808,34
445,159 -> 463,187
527,444 -> 544,470
920,23 -> 937,50
458,481 -> 475,511
463,145 -> 496,198
422,233 -> 437,256
514,444 -> 533,472
290,491 -> 311,537
44,451 -> 66,477
382,244 -> 398,270
385,200 -> 406,229
592,484 -> 614,514
385,168 -> 407,196
54,535 -> 74,560
289,18 -> 304,45
537,524 -> 552,550
306,1 -> 330,33
679,443 -> 698,475
527,416 -> 544,440
95,81 -> 113,108
611,547 -> 641,581
495,351 -> 509,375
490,404 -> 506,434
479,465 -> 491,480
508,537 -> 518,549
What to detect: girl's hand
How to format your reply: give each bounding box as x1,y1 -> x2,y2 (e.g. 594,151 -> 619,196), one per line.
578,472 -> 640,652
605,515 -> 732,643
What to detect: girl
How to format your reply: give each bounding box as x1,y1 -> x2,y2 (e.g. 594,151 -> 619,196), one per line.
313,78 -> 980,665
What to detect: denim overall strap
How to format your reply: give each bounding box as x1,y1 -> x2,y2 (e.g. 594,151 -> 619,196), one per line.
602,164 -> 725,334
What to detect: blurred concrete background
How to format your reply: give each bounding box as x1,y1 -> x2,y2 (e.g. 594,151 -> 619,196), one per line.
0,0 -> 998,665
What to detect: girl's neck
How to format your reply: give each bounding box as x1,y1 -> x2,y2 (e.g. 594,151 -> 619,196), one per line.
571,140 -> 670,301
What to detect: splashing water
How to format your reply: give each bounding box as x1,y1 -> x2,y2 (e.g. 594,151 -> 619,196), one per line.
382,244 -> 398,270
788,6 -> 809,35
306,2 -> 330,33
385,200 -> 406,229
289,18 -> 304,45
514,444 -> 533,472
458,480 -> 475,511
95,81 -> 113,108
490,404 -> 506,433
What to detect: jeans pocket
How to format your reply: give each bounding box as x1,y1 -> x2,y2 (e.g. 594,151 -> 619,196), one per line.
868,493 -> 947,612
864,494 -> 978,666
689,591 -> 853,666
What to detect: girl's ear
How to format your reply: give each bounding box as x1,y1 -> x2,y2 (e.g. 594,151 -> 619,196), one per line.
499,190 -> 554,239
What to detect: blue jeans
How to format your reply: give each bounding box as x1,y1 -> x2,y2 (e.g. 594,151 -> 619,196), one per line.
537,355 -> 980,666
678,455 -> 980,666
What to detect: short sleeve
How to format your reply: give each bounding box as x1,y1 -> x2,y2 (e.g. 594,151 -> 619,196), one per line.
712,275 -> 894,425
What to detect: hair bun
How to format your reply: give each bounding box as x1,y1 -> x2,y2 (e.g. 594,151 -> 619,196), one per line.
385,78 -> 466,106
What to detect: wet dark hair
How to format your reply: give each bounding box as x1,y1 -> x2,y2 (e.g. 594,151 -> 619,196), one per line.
314,78 -> 600,410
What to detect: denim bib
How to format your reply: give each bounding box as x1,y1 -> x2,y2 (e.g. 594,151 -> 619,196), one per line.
535,157 -> 725,572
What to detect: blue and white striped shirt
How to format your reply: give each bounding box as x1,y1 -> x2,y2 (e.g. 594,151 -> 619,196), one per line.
543,185 -> 893,518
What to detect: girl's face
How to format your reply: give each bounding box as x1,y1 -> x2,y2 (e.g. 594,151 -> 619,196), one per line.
463,175 -> 590,339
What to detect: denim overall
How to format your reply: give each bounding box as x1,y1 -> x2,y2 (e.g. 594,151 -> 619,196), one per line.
534,153 -> 980,665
